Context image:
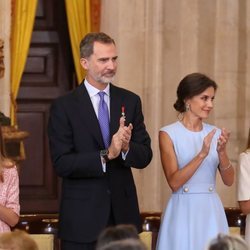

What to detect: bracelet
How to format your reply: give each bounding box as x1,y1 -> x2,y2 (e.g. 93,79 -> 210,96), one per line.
219,162 -> 232,171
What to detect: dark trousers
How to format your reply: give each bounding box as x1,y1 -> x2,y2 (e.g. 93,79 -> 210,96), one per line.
60,207 -> 115,250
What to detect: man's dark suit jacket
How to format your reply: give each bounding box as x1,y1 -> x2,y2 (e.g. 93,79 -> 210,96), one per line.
48,82 -> 152,243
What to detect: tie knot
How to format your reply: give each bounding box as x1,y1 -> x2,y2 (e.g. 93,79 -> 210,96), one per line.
98,91 -> 105,100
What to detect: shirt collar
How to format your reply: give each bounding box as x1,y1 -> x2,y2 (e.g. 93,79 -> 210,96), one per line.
84,79 -> 110,98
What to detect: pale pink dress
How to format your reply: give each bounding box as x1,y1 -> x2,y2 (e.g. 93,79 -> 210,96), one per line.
0,166 -> 20,232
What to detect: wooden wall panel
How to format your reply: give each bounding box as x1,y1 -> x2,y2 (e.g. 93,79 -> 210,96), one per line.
16,0 -> 74,213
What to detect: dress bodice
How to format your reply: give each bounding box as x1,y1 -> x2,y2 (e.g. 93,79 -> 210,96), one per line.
160,121 -> 220,185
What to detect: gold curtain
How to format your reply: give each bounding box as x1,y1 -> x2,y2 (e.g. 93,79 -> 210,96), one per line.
10,0 -> 38,125
65,0 -> 91,84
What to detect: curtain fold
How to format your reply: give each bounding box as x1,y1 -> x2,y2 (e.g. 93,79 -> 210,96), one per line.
65,0 -> 91,84
10,0 -> 38,125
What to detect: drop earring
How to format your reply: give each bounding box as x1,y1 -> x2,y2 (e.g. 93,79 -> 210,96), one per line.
185,103 -> 190,112
177,112 -> 184,121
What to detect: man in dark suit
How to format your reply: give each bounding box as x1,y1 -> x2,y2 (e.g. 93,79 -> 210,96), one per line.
48,32 -> 152,250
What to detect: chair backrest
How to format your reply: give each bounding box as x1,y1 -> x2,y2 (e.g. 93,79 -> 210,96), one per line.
12,214 -> 60,250
141,212 -> 161,250
30,234 -> 54,250
224,207 -> 246,236
139,231 -> 152,250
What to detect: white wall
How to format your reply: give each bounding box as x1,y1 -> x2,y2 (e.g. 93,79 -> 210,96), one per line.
101,0 -> 250,212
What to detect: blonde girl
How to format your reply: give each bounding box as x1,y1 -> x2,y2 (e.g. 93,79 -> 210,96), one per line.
0,126 -> 20,232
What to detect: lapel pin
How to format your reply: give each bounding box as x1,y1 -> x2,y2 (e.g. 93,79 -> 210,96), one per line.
121,106 -> 126,120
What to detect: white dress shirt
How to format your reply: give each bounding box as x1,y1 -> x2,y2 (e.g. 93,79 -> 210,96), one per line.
84,80 -> 110,119
84,80 -> 128,172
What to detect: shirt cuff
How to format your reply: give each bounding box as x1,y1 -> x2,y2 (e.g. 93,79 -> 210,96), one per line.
121,149 -> 129,160
100,156 -> 106,172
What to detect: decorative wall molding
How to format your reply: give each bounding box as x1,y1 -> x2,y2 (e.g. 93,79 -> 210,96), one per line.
0,39 -> 4,78
0,0 -> 11,116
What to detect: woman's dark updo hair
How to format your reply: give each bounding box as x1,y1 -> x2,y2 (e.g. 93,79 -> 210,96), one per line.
173,72 -> 218,113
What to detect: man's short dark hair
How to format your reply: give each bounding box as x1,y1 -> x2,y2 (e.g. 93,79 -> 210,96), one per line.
80,32 -> 115,58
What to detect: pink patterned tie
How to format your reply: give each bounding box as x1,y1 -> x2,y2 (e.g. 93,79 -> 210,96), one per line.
98,92 -> 110,148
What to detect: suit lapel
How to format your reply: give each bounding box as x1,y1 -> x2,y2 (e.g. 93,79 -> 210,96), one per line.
74,83 -> 125,148
74,83 -> 104,148
110,84 -> 124,136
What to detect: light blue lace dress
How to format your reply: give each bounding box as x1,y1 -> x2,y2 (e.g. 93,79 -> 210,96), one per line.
156,121 -> 229,250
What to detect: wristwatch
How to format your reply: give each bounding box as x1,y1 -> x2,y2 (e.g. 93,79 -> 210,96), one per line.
100,149 -> 110,162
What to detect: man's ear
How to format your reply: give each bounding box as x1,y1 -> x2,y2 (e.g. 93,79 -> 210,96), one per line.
80,58 -> 88,70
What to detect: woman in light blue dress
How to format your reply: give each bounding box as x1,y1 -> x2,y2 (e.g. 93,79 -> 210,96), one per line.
156,73 -> 234,250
